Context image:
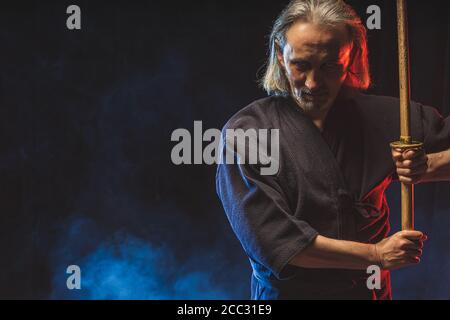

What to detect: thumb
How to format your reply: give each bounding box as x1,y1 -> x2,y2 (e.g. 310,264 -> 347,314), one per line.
401,230 -> 424,240
392,148 -> 403,161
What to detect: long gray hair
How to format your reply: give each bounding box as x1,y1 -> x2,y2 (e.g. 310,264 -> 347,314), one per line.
261,0 -> 370,96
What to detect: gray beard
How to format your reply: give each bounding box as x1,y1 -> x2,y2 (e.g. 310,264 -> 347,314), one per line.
292,88 -> 328,113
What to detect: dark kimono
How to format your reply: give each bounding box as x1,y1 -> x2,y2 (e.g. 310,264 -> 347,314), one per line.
216,88 -> 450,299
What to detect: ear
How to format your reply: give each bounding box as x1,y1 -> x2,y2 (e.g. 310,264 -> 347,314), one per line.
275,40 -> 285,68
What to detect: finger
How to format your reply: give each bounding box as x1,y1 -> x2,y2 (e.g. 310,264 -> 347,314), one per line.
398,176 -> 416,185
402,149 -> 424,160
396,167 -> 424,176
398,172 -> 425,184
413,239 -> 424,249
404,256 -> 421,265
395,156 -> 428,169
392,149 -> 403,161
396,164 -> 427,177
405,248 -> 423,256
401,230 -> 424,240
400,239 -> 423,250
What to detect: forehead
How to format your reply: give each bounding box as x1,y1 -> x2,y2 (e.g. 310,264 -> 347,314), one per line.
283,22 -> 351,58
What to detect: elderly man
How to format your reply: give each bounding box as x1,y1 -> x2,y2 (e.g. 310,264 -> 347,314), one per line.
216,0 -> 450,299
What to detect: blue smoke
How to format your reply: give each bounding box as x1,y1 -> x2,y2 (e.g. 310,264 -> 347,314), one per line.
387,183 -> 450,299
49,216 -> 249,300
37,50 -> 251,299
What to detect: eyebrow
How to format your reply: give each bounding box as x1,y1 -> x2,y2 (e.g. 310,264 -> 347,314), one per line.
290,58 -> 310,64
290,57 -> 338,64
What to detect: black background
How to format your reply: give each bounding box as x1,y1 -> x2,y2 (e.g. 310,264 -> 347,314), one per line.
0,0 -> 449,299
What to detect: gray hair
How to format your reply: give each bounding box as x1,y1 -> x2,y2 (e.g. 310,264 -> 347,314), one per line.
261,0 -> 370,96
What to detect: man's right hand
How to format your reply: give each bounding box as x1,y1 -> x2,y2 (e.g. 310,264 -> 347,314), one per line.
375,230 -> 427,270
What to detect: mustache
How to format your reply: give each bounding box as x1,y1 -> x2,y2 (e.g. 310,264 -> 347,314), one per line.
298,87 -> 328,96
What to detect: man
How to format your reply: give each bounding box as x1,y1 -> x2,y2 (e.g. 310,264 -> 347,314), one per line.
216,0 -> 450,299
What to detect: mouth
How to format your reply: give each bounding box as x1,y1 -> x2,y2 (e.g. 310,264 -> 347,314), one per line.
301,92 -> 327,102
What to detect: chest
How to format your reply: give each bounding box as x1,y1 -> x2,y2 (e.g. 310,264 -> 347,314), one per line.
275,112 -> 392,241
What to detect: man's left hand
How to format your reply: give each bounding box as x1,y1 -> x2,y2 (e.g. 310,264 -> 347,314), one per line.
391,148 -> 429,184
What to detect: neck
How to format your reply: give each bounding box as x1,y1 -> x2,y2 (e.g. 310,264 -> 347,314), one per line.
299,102 -> 333,132
310,109 -> 330,132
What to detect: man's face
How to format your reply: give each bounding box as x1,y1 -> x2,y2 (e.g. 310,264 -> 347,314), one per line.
277,22 -> 353,114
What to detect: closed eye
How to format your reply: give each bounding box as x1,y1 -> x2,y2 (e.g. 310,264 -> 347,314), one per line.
293,61 -> 311,72
322,62 -> 342,71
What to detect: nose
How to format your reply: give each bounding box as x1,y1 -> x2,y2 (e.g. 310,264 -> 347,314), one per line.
305,69 -> 323,91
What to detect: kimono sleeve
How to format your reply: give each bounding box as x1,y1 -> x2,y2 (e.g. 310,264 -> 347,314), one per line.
215,137 -> 318,280
416,103 -> 450,153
